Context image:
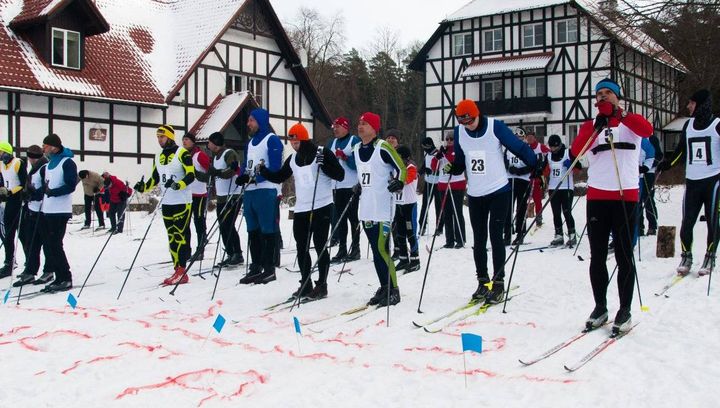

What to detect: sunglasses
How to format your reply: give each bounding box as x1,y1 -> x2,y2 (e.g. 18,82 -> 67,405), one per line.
445,137 -> 454,141
456,114 -> 475,125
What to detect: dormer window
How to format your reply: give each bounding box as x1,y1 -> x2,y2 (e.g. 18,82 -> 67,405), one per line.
52,28 -> 81,69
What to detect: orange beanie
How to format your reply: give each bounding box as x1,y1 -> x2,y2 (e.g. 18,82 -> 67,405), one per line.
288,123 -> 309,141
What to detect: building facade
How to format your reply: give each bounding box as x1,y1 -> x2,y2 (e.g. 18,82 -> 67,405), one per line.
409,0 -> 686,146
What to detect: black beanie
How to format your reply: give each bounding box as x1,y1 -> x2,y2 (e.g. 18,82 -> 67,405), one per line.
548,134 -> 562,148
385,129 -> 401,141
208,132 -> 224,146
396,145 -> 411,161
421,137 -> 436,150
78,170 -> 89,179
183,132 -> 196,143
690,89 -> 710,105
26,144 -> 43,159
43,133 -> 63,149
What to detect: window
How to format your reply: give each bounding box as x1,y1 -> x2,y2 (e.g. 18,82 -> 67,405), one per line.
522,23 -> 544,48
483,28 -> 503,52
525,124 -> 546,138
624,76 -> 636,100
567,124 -> 579,140
453,33 -> 473,56
524,77 -> 546,97
247,78 -> 265,108
228,74 -> 245,93
482,80 -> 503,101
51,28 -> 81,69
555,19 -> 578,44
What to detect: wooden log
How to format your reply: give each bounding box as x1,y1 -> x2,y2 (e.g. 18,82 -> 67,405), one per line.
656,226 -> 676,258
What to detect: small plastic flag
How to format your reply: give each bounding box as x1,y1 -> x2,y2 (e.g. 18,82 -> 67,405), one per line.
67,293 -> 77,309
461,333 -> 482,353
293,316 -> 301,335
3,290 -> 9,304
213,314 -> 226,334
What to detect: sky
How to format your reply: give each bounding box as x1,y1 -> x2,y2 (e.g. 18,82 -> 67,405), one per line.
272,0 -> 473,52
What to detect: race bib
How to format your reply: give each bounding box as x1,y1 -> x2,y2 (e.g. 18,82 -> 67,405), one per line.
358,165 -> 372,187
468,151 -> 486,175
690,141 -> 707,164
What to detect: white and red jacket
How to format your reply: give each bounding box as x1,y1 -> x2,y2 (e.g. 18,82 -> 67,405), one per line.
431,145 -> 466,191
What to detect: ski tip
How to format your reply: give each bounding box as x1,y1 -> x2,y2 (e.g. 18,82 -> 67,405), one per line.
412,321 -> 423,328
563,365 -> 575,372
518,359 -> 531,366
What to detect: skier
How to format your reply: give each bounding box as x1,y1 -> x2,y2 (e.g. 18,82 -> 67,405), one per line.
504,129 -> 533,245
77,170 -> 106,230
181,132 -> 210,259
526,130 -> 549,227
101,171 -> 132,234
430,133 -> 466,249
545,134 -> 580,247
327,117 -> 361,263
206,132 -> 244,267
418,137 -> 442,236
572,79 -> 653,334
14,145 -> 51,286
236,108 -> 283,285
133,125 -> 195,286
353,112 -> 406,306
657,89 -> 720,276
384,129 -> 403,260
635,138 -> 655,245
638,133 -> 663,236
259,123 -> 344,299
393,145 -> 421,273
38,134 -> 78,292
0,141 -> 27,278
442,99 -> 537,303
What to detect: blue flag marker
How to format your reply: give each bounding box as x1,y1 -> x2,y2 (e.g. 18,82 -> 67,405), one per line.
3,290 -> 9,304
293,316 -> 301,335
213,314 -> 226,334
461,333 -> 482,353
67,293 -> 78,309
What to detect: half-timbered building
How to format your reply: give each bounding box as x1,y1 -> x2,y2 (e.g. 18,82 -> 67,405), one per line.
409,0 -> 686,147
0,0 -> 330,201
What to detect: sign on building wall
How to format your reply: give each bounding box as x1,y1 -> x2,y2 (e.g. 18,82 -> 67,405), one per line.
88,124 -> 107,141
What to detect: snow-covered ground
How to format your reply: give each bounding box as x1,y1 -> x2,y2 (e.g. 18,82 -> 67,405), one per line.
1,185 -> 718,407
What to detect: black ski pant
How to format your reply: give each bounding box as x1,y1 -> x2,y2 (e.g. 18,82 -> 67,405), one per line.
332,187 -> 360,253
393,203 -> 419,259
161,203 -> 192,268
190,195 -> 207,252
443,188 -> 466,246
638,173 -> 658,231
504,178 -> 530,239
363,221 -> 397,288
1,198 -> 22,266
108,200 -> 127,232
468,189 -> 510,283
419,182 -> 442,234
19,209 -> 46,276
680,176 -> 720,254
216,196 -> 242,258
294,204 -> 332,285
550,189 -> 576,234
83,194 -> 105,227
588,200 -> 637,311
39,214 -> 71,282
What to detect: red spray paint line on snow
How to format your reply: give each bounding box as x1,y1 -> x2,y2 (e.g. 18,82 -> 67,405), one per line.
61,355 -> 123,374
6,330 -> 93,352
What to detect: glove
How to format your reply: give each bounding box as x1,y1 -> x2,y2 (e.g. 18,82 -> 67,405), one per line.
435,146 -> 447,160
387,179 -> 404,193
45,188 -> 59,197
639,165 -> 649,174
208,167 -> 220,177
253,160 -> 266,175
596,101 -> 615,117
119,190 -> 129,201
236,173 -> 250,186
352,183 -> 362,196
93,187 -> 100,194
563,159 -> 572,168
508,166 -> 519,175
170,182 -> 182,190
593,115 -> 609,132
134,181 -> 145,193
315,149 -> 325,166
442,163 -> 453,174
656,160 -> 671,172
335,148 -> 347,161
531,163 -> 544,178
0,187 -> 8,197
164,178 -> 175,189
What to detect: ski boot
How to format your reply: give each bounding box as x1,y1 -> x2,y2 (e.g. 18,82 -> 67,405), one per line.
549,234 -> 564,247
239,264 -> 263,284
612,308 -> 632,336
367,285 -> 387,306
676,251 -> 692,276
291,280 -> 313,299
12,273 -> 36,287
344,245 -> 361,262
511,235 -> 524,246
225,252 -> 244,267
41,279 -> 73,293
378,286 -> 401,306
405,253 -> 421,273
471,280 -> 491,301
33,271 -> 54,285
162,266 -> 188,286
647,228 -> 657,236
485,281 -> 505,304
698,253 -> 715,276
330,247 -> 347,264
565,230 -> 577,248
307,281 -> 328,299
585,306 -> 608,331
0,263 -> 14,279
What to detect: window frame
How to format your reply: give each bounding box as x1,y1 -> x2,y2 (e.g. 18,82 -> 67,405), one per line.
482,28 -> 503,53
247,77 -> 265,108
522,22 -> 545,49
51,27 -> 81,70
453,33 -> 473,56
482,79 -> 504,101
555,19 -> 578,44
524,76 -> 547,98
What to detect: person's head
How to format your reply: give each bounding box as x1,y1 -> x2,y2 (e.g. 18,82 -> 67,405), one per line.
421,137 -> 436,152
156,125 -> 175,148
455,99 -> 480,130
0,141 -> 13,164
332,117 -> 350,138
595,78 -> 622,107
385,129 -> 401,148
101,171 -> 110,179
287,123 -> 310,151
396,145 -> 411,164
42,133 -> 63,155
526,131 -> 537,145
182,132 -> 196,149
27,144 -> 43,165
78,170 -> 89,179
358,112 -> 380,140
248,108 -> 270,136
207,132 -> 224,153
548,134 -> 562,152
514,128 -> 527,143
688,89 -> 711,117
444,132 -> 454,147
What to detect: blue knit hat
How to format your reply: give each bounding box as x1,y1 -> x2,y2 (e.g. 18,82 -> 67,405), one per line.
595,78 -> 622,98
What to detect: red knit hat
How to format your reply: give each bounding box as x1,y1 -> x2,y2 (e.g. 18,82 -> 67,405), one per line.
333,117 -> 350,130
455,99 -> 480,124
359,112 -> 381,133
288,123 -> 309,141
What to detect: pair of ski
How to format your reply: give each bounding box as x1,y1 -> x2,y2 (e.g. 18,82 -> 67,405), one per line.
519,321 -> 639,372
654,273 -> 686,297
412,285 -> 520,333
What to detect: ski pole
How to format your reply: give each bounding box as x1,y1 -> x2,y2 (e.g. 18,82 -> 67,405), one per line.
447,187 -> 465,247
196,176 -> 215,279
573,222 -> 589,257
211,197 -> 243,301
336,221 -> 361,283
15,201 -> 43,304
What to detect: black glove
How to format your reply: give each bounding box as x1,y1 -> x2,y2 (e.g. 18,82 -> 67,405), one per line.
593,115 -> 609,132
164,178 -> 175,189
656,160 -> 671,172
170,182 -> 181,190
387,179 -> 404,193
236,173 -> 250,186
119,190 -> 129,201
352,183 -> 362,197
45,188 -> 59,197
639,165 -> 649,174
93,187 -> 100,194
208,167 -> 220,177
315,149 -> 325,166
134,181 -> 145,193
531,162 -> 544,178
435,146 -> 447,160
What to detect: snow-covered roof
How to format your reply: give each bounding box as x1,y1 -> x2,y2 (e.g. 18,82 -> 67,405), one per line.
663,117 -> 689,132
189,92 -> 257,141
0,0 -> 246,105
446,0 -> 568,21
462,52 -> 554,77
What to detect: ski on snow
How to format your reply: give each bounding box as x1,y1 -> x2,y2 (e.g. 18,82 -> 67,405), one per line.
654,274 -> 686,297
420,286 -> 521,333
518,321 -> 612,366
563,323 -> 640,372
412,300 -> 481,328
